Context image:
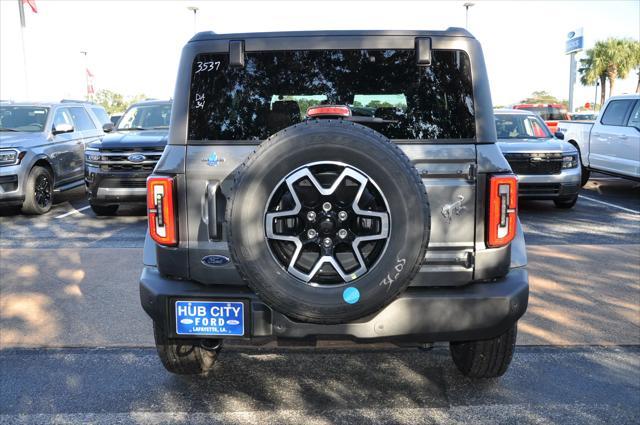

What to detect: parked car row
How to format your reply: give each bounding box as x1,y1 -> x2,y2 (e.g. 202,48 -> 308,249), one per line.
0,99 -> 171,215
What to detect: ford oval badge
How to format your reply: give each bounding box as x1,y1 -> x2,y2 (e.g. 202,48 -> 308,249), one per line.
128,153 -> 146,163
202,255 -> 230,267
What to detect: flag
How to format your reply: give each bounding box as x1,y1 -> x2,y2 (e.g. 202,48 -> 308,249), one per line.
23,0 -> 37,13
86,68 -> 95,95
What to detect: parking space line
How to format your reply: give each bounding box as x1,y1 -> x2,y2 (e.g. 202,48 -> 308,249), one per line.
55,205 -> 91,219
578,195 -> 640,214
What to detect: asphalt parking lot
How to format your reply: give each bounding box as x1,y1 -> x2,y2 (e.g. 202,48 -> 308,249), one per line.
0,173 -> 639,424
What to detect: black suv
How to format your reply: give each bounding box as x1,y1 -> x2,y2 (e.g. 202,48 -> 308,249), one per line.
140,29 -> 529,379
84,100 -> 171,215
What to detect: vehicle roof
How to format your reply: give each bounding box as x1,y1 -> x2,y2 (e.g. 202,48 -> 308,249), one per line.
513,103 -> 566,108
128,99 -> 172,107
189,28 -> 474,43
494,108 -> 541,115
0,101 -> 96,108
606,94 -> 640,100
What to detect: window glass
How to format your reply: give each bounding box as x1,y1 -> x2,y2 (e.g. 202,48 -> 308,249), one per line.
0,106 -> 49,132
69,107 -> 96,131
53,108 -> 74,130
188,49 -> 475,141
118,104 -> 172,129
91,107 -> 110,125
518,106 -> 567,121
600,100 -> 634,126
495,114 -> 552,139
626,101 -> 640,129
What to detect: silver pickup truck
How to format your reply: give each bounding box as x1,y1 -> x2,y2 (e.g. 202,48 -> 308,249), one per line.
495,109 -> 581,208
0,101 -> 110,214
558,94 -> 640,185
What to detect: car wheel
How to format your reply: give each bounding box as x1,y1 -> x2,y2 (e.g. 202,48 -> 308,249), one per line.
90,203 -> 119,216
227,120 -> 430,324
450,324 -> 517,378
153,323 -> 221,375
21,166 -> 54,215
554,196 -> 578,209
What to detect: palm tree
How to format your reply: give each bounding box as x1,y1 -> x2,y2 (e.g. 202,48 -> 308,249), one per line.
579,48 -> 607,106
594,38 -> 636,98
629,41 -> 640,93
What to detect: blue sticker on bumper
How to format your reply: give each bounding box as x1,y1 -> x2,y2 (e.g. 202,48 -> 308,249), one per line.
175,301 -> 244,336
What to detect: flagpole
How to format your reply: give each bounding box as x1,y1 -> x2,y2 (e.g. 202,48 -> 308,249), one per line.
18,0 -> 29,99
81,51 -> 89,101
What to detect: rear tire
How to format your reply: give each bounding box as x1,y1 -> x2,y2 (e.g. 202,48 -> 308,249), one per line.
153,323 -> 221,375
553,196 -> 578,209
21,166 -> 54,215
90,203 -> 119,216
450,324 -> 517,378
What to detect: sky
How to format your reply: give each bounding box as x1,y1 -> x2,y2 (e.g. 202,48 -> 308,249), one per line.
1,0 -> 639,108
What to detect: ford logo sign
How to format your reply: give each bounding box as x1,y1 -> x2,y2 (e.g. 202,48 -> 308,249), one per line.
128,153 -> 146,163
202,255 -> 230,267
567,31 -> 575,39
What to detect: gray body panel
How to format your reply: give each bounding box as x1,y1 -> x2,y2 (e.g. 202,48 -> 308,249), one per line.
0,103 -> 105,204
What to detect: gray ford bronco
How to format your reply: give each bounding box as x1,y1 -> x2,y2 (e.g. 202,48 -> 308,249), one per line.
140,28 -> 529,378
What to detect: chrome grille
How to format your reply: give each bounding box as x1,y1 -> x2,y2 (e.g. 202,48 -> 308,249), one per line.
86,146 -> 165,172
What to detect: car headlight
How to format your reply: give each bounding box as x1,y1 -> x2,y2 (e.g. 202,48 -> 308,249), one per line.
562,154 -> 578,169
0,149 -> 24,166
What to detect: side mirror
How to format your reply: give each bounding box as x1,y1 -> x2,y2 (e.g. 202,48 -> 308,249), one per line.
102,122 -> 115,133
554,131 -> 565,140
52,123 -> 74,135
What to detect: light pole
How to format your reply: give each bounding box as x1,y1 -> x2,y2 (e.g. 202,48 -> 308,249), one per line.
187,6 -> 199,34
463,3 -> 475,29
594,80 -> 599,111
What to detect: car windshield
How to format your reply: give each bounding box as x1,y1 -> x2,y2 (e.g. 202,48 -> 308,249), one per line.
0,105 -> 49,132
495,114 -> 552,139
117,104 -> 171,130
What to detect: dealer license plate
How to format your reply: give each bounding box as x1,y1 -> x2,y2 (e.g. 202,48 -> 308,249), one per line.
175,300 -> 244,336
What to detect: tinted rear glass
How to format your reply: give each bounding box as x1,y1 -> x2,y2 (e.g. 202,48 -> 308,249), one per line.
188,49 -> 475,141
600,100 -> 634,126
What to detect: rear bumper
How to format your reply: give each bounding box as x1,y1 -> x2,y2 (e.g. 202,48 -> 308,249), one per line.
140,266 -> 529,342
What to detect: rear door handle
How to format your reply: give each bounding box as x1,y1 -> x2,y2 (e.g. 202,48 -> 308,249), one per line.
206,180 -> 220,239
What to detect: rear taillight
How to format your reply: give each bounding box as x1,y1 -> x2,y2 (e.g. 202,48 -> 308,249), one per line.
487,174 -> 518,248
306,105 -> 351,118
147,176 -> 177,246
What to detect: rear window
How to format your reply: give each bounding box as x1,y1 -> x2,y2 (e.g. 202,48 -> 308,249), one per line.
188,49 -> 475,141
517,106 -> 567,121
600,100 -> 635,126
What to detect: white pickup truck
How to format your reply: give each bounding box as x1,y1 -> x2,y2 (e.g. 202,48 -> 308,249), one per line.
557,94 -> 640,185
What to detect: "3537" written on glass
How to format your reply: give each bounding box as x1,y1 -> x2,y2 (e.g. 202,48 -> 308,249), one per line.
195,61 -> 221,73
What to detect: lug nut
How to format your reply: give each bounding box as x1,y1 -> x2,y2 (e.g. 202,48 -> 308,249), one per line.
338,211 -> 348,221
322,202 -> 332,212
338,229 -> 348,239
306,211 -> 316,221
323,237 -> 332,247
307,229 -> 317,239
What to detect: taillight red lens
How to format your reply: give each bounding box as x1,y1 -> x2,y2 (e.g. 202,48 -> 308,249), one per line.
487,174 -> 518,248
147,176 -> 177,246
306,105 -> 351,118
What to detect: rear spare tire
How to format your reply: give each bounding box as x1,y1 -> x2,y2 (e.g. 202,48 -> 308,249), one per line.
227,120 -> 430,324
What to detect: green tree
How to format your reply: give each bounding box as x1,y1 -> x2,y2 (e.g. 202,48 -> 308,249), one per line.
520,91 -> 568,108
629,40 -> 640,93
94,90 -> 148,115
579,38 -> 639,104
579,48 -> 607,106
